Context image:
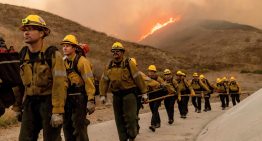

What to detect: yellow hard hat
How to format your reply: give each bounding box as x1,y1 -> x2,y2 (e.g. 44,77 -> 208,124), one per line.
20,15 -> 50,36
112,42 -> 125,51
130,58 -> 137,66
176,70 -> 185,76
164,69 -> 172,75
61,34 -> 78,46
230,76 -> 236,81
199,74 -> 205,79
216,78 -> 221,83
148,65 -> 157,71
222,77 -> 228,81
193,72 -> 198,77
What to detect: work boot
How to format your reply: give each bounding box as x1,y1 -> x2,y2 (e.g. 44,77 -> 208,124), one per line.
155,123 -> 160,128
168,119 -> 174,125
181,115 -> 187,119
137,124 -> 140,134
149,125 -> 156,132
129,137 -> 136,141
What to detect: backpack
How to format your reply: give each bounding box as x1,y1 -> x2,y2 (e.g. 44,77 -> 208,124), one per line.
65,53 -> 99,96
108,57 -> 131,71
19,46 -> 58,68
229,82 -> 239,92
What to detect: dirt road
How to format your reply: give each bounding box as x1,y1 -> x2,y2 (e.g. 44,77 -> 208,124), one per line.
0,103 -> 226,141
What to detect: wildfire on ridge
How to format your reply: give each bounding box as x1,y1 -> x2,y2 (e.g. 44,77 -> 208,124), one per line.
138,16 -> 181,41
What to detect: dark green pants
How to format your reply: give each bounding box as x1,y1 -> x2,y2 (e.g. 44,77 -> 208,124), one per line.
113,93 -> 137,141
19,95 -> 62,141
63,94 -> 89,141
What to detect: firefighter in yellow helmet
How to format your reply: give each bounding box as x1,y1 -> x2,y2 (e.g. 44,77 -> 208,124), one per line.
215,77 -> 229,110
222,76 -> 230,107
15,15 -> 67,141
198,74 -> 213,112
229,76 -> 241,106
99,42 -> 147,141
163,69 -> 179,124
176,70 -> 195,118
147,65 -> 165,131
62,34 -> 95,141
190,73 -> 210,113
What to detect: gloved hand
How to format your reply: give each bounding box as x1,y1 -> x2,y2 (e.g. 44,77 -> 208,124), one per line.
190,91 -> 196,97
87,101 -> 95,115
100,96 -> 106,104
141,93 -> 148,103
50,114 -> 63,128
14,111 -> 22,122
178,95 -> 181,102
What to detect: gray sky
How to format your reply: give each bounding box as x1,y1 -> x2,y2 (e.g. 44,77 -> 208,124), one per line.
1,0 -> 262,42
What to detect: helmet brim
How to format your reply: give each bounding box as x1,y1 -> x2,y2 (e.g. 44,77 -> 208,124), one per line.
20,24 -> 50,36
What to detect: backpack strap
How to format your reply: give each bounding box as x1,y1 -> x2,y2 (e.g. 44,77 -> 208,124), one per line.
72,54 -> 82,76
44,46 -> 58,68
19,46 -> 29,65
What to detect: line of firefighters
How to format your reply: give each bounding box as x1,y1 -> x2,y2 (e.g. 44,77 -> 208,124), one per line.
0,14 -> 242,141
129,60 -> 241,134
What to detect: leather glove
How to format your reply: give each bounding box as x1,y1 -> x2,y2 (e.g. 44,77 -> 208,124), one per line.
141,93 -> 148,103
178,95 -> 181,102
100,96 -> 106,104
14,111 -> 22,122
87,101 -> 95,115
190,91 -> 196,97
50,114 -> 63,128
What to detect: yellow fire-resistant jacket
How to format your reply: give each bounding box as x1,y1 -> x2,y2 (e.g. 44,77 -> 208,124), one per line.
177,78 -> 195,96
190,78 -> 210,96
228,81 -> 241,94
214,82 -> 229,94
164,77 -> 179,94
140,71 -> 160,90
99,57 -> 147,96
19,46 -> 67,114
64,54 -> 95,101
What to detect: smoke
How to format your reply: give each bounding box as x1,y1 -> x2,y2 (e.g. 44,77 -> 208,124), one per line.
0,0 -> 262,41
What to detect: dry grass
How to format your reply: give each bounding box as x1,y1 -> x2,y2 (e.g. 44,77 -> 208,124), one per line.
0,3 -> 188,77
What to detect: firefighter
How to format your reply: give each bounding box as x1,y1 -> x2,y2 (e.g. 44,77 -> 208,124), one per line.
130,57 -> 153,133
190,73 -> 210,113
15,15 -> 67,141
176,71 -> 195,118
199,74 -> 213,112
214,78 -> 229,110
62,35 -> 95,141
163,69 -> 179,124
228,76 -> 241,106
99,42 -> 147,141
222,77 -> 230,107
147,65 -> 165,131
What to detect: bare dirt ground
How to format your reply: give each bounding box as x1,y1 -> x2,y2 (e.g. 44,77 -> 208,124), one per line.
0,72 -> 261,141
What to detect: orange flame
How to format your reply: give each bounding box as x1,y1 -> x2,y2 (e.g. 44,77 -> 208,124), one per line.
139,17 -> 180,41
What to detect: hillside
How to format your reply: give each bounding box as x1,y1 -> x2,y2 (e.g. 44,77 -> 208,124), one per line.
140,19 -> 262,71
0,3 -> 188,75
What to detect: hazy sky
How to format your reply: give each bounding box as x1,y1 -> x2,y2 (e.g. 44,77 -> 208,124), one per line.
1,0 -> 262,42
